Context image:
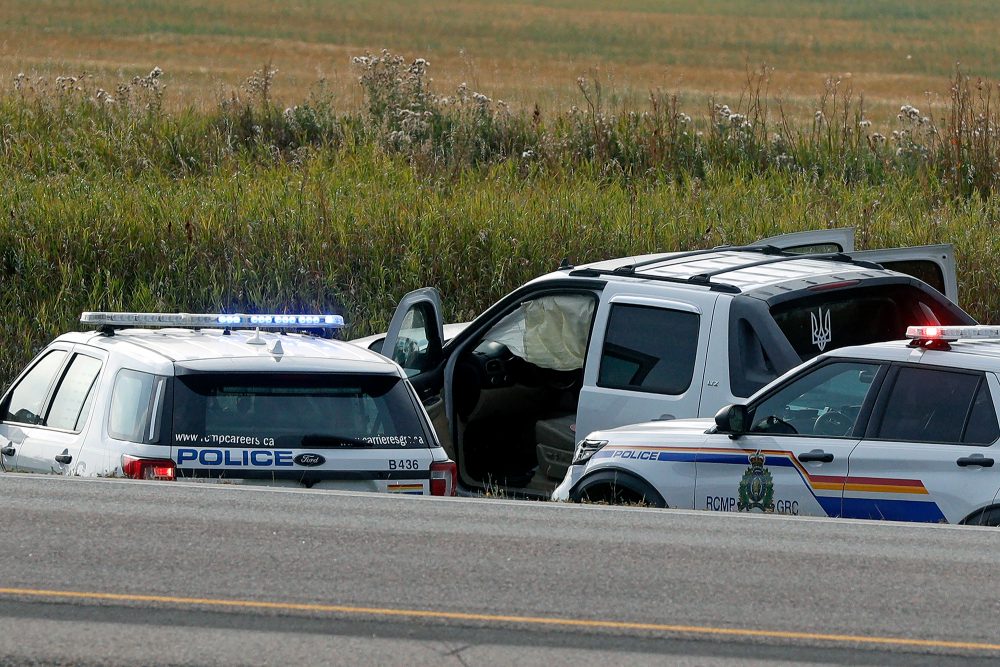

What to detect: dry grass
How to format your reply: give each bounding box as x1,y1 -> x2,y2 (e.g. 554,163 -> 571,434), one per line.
3,0 -> 1000,118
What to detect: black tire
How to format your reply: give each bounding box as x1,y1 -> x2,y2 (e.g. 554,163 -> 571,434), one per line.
961,506 -> 1000,527
571,470 -> 667,508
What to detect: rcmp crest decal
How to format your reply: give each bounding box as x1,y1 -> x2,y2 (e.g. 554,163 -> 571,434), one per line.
737,450 -> 775,512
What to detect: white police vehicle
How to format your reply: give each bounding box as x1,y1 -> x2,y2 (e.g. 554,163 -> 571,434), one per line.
363,228 -> 972,500
555,325 -> 1000,526
0,312 -> 457,496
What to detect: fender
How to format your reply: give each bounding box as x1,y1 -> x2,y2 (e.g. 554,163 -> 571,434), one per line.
570,468 -> 667,508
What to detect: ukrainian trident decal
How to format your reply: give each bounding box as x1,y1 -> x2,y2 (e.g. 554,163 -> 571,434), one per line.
737,450 -> 775,512
810,306 -> 832,352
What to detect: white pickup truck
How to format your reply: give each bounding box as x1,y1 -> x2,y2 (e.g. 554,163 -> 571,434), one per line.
355,228 -> 970,499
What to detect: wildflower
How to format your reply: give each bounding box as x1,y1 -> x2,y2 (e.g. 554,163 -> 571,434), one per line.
871,133 -> 886,144
149,67 -> 163,79
859,119 -> 872,128
676,113 -> 691,125
814,110 -> 825,123
522,150 -> 534,159
728,113 -> 746,126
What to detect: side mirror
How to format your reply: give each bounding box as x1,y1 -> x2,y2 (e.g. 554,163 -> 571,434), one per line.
714,404 -> 749,435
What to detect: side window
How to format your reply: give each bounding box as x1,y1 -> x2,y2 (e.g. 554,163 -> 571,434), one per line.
390,304 -> 440,375
750,361 -> 882,437
2,350 -> 68,425
109,369 -> 165,443
875,368 -> 981,443
597,305 -> 699,395
46,354 -> 103,431
964,380 -> 1000,445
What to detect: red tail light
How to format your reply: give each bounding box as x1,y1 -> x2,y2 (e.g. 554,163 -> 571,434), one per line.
429,460 -> 457,496
122,455 -> 176,481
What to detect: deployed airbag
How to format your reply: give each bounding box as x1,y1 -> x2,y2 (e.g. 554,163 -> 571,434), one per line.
485,295 -> 595,371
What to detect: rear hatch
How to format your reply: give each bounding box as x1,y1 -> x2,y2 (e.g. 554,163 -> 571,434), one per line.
169,371 -> 435,493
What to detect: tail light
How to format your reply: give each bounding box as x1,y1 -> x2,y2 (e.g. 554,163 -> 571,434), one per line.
429,460 -> 457,496
122,455 -> 176,481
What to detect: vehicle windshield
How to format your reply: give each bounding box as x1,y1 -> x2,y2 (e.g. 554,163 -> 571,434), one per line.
171,373 -> 430,449
770,284 -> 969,362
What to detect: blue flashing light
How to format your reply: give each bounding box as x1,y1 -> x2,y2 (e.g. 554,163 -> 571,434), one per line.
81,312 -> 345,330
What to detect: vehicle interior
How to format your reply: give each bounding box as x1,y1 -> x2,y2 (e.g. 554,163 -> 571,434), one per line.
450,293 -> 597,496
748,362 -> 880,437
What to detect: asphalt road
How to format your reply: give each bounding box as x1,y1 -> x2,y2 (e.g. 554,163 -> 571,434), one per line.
1,474 -> 999,666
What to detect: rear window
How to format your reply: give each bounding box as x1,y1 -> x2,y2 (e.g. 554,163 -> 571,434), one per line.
770,284 -> 968,362
172,373 -> 431,449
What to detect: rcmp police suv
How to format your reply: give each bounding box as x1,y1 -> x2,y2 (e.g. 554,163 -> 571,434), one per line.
555,325 -> 1000,526
366,228 -> 974,500
0,312 -> 457,496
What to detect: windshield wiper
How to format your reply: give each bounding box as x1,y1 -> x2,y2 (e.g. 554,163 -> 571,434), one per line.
300,434 -> 374,449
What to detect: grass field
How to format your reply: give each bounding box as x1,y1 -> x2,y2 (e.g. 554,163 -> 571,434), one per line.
4,1 -> 1000,117
2,1 -> 1000,388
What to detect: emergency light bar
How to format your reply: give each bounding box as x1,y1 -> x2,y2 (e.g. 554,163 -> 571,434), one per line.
906,325 -> 1000,341
81,312 -> 345,330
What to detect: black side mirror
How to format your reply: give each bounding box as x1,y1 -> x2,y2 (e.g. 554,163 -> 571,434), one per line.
714,404 -> 749,436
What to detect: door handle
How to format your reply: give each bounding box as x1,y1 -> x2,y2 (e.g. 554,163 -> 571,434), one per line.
957,455 -> 994,468
797,450 -> 834,463
0,446 -> 14,457
54,454 -> 73,465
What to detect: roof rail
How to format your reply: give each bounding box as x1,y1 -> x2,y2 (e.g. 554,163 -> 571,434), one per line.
568,266 -> 742,293
570,246 -> 884,293
688,252 -> 883,282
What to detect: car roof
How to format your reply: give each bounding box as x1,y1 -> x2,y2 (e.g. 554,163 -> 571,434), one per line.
825,338 -> 1000,372
55,328 -> 400,374
555,249 -> 890,294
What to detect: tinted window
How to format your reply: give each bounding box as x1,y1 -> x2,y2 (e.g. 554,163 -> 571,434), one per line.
598,305 -> 699,395
878,260 -> 946,296
109,369 -> 165,443
964,381 -> 1000,445
172,373 -> 430,448
46,355 -> 102,431
771,284 -> 968,362
750,361 -> 882,437
876,368 -> 981,443
390,304 -> 440,375
783,243 -> 842,255
3,350 -> 67,425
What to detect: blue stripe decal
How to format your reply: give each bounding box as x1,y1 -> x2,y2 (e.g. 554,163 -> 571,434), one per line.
817,496 -> 843,518
841,498 -> 946,523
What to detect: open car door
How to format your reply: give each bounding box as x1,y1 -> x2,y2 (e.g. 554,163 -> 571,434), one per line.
849,245 -> 959,304
382,288 -> 445,383
753,228 -> 856,254
381,288 -> 449,446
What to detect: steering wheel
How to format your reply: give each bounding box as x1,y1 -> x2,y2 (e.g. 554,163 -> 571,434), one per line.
813,410 -> 852,436
755,414 -> 798,434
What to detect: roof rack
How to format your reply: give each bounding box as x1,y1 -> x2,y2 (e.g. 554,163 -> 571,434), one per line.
569,246 -> 884,293
688,252 -> 883,283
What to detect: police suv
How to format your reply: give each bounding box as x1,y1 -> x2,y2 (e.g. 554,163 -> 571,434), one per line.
555,325 -> 1000,526
0,312 -> 457,496
362,228 -> 974,500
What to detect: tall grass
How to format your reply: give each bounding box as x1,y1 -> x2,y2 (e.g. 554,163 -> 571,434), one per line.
1,56 -> 1000,387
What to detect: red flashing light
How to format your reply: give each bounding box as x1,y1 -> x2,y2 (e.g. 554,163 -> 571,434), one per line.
429,460 -> 457,496
122,455 -> 176,481
925,326 -> 941,338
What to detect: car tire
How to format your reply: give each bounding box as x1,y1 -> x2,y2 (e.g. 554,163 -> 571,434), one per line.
961,506 -> 1000,527
571,470 -> 667,508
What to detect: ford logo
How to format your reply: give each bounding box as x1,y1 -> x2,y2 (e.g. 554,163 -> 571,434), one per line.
294,453 -> 326,467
